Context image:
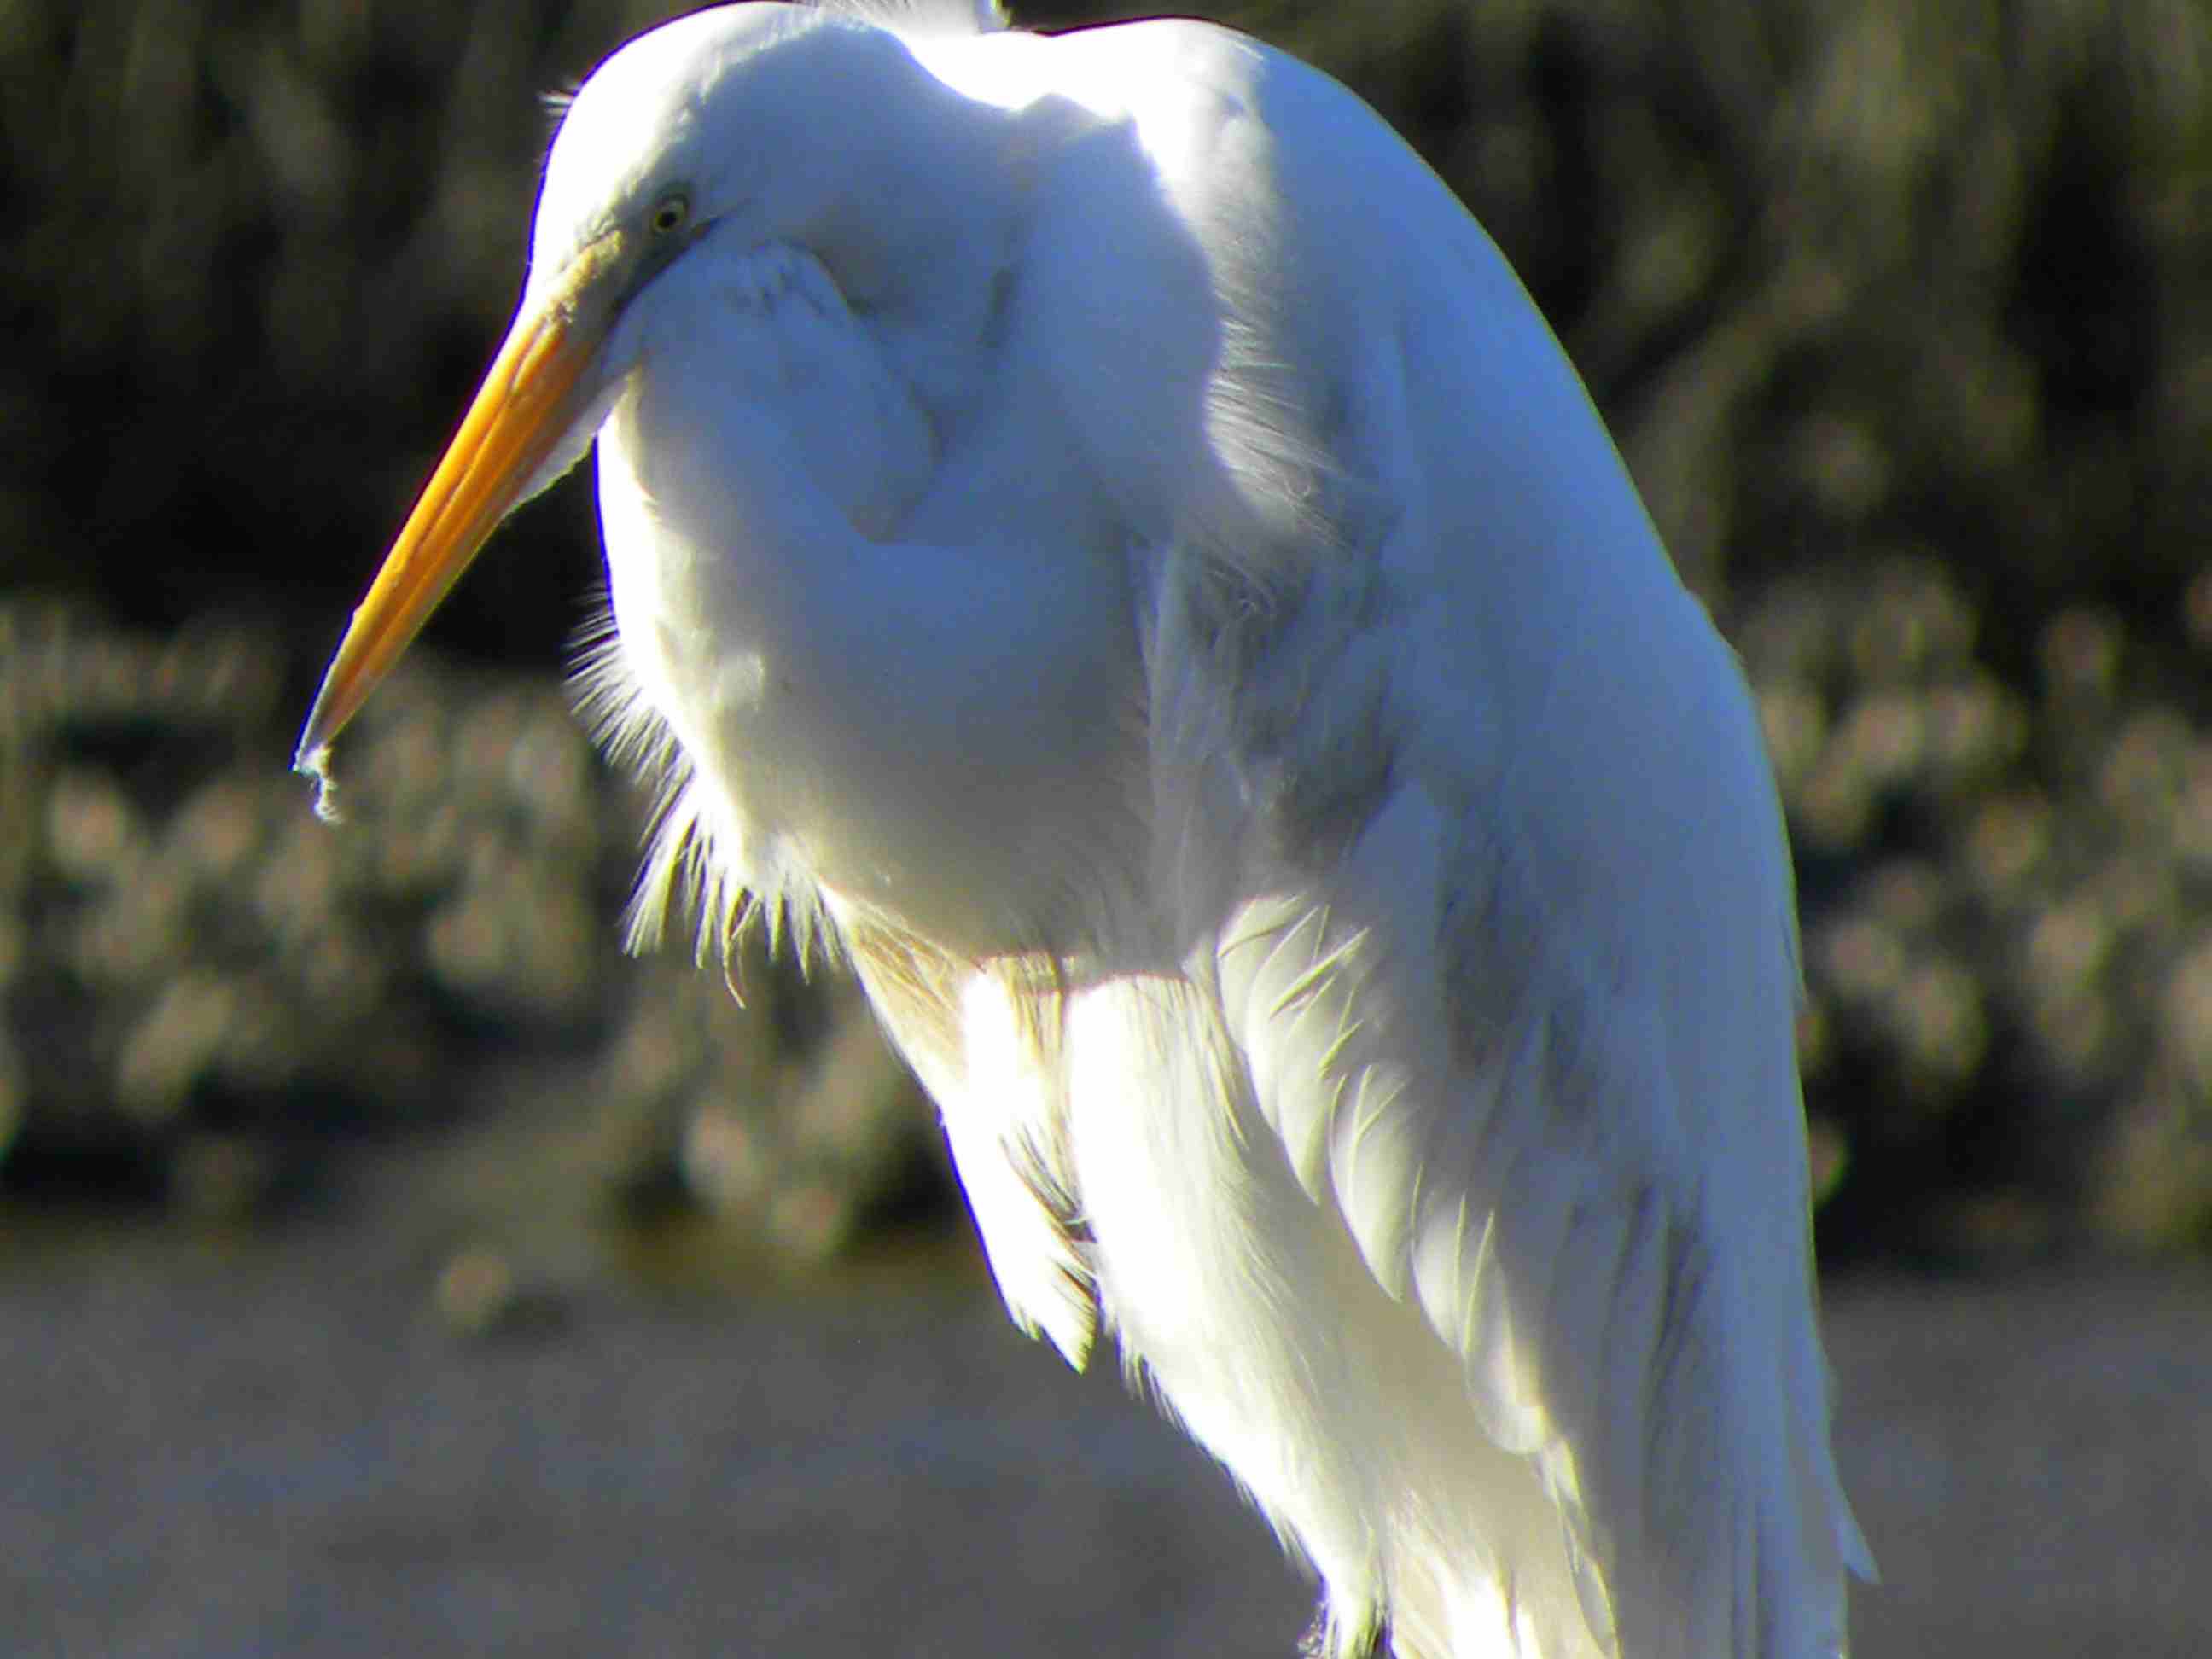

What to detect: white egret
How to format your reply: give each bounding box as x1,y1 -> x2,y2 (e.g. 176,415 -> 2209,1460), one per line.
296,3 -> 1872,1653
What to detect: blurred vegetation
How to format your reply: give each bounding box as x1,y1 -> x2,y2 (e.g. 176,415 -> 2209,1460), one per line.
1,0 -> 2208,1272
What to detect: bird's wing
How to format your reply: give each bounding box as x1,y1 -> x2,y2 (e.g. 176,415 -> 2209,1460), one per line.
1018,20 -> 1871,1655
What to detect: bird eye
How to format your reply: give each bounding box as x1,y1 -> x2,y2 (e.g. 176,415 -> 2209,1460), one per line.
649,191 -> 690,236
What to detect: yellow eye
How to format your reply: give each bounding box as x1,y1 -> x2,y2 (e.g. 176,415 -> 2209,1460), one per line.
649,192 -> 690,236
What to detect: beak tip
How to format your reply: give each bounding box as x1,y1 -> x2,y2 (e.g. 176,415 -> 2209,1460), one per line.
294,741 -> 344,824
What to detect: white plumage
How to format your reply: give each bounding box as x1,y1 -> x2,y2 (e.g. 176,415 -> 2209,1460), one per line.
296,4 -> 1873,1653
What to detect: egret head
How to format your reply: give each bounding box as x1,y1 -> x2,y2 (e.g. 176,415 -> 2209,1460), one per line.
294,3 -> 992,795
534,8 -> 872,298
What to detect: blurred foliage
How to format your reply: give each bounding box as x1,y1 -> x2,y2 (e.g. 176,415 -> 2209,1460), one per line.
1,0 -> 2209,1265
0,597 -> 935,1266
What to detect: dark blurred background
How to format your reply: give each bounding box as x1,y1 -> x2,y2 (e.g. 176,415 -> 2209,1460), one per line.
7,0 -> 2209,1260
3,1 -> 2209,1652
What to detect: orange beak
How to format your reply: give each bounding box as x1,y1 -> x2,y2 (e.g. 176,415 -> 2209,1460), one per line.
294,241 -> 625,817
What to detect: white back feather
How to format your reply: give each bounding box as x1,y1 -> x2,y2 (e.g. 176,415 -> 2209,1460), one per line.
996,19 -> 1874,1652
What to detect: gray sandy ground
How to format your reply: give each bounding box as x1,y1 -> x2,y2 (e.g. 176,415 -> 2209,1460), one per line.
4,1224 -> 2206,1656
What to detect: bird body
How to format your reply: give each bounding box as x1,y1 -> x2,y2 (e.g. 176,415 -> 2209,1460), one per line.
296,3 -> 1871,1653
